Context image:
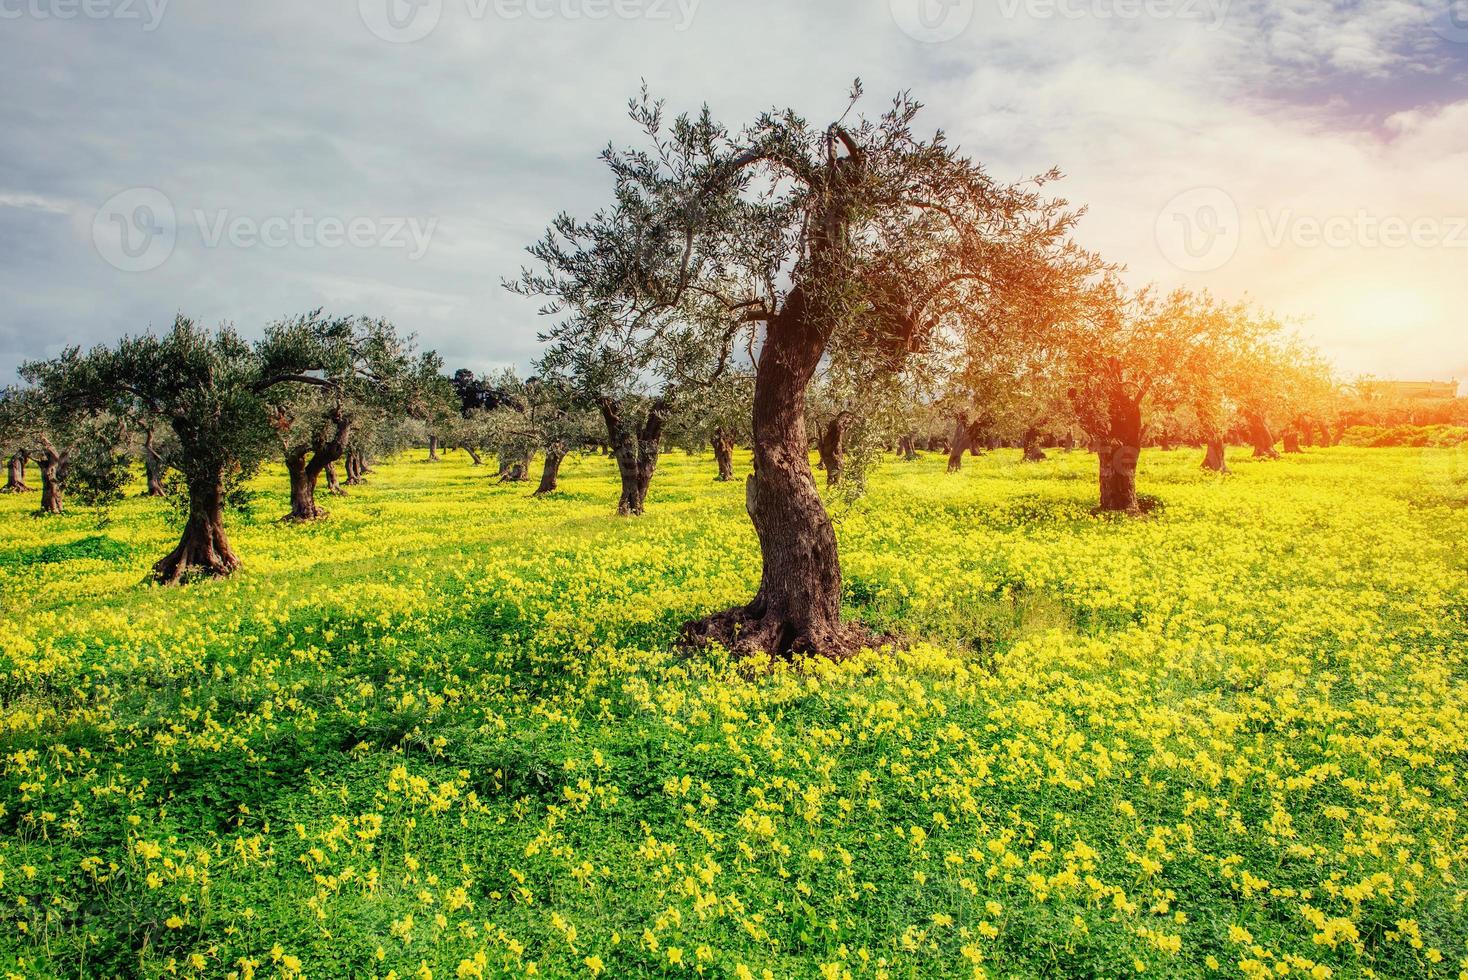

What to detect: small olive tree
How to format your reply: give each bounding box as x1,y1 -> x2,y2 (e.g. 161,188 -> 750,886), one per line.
5,357 -> 130,515
1061,284 -> 1245,512
49,314 -> 417,583
259,311 -> 440,521
664,370 -> 753,482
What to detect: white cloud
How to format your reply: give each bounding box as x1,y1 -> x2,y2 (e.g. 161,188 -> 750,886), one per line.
0,0 -> 1464,382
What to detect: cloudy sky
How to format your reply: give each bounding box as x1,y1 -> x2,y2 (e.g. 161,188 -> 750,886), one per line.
2,0 -> 1466,387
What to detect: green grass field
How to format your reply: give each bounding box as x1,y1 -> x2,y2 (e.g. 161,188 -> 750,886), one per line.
2,447 -> 1465,979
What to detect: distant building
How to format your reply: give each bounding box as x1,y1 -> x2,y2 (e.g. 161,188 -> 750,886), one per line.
1358,379 -> 1460,401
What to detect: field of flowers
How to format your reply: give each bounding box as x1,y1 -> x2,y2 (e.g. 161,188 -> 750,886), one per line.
1,446 -> 1465,979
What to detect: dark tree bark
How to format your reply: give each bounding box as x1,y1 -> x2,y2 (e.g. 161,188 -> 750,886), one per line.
1282,430 -> 1303,454
37,452 -> 65,515
711,427 -> 736,481
1202,437 -> 1230,474
499,461 -> 529,482
946,415 -> 971,472
817,411 -> 856,486
285,450 -> 323,520
142,429 -> 167,497
678,143 -> 891,659
345,450 -> 368,485
463,445 -> 483,466
1097,447 -> 1140,513
681,288 -> 870,658
31,442 -> 68,515
427,434 -> 440,461
1022,426 -> 1048,462
3,452 -> 29,493
1248,414 -> 1280,459
154,470 -> 239,584
284,412 -> 350,521
534,442 -> 567,495
325,461 -> 346,495
897,433 -> 918,461
1094,391 -> 1143,514
599,396 -> 670,516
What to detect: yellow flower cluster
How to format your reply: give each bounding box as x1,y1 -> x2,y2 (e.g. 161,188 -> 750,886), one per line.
0,446 -> 1464,977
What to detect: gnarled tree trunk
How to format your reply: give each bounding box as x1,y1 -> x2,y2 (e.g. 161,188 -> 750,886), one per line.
817,411 -> 855,486
463,445 -> 483,466
534,442 -> 566,495
599,396 -> 669,516
946,415 -> 970,472
711,427 -> 736,482
1097,444 -> 1140,512
1282,430 -> 1303,454
345,451 -> 367,485
36,449 -> 66,515
681,293 -> 868,658
3,452 -> 29,493
1022,426 -> 1047,462
1202,437 -> 1230,474
285,449 -> 324,521
325,462 -> 346,495
1094,391 -> 1143,514
155,470 -> 239,584
427,434 -> 440,461
896,433 -> 918,461
143,430 -> 167,497
1248,414 -> 1280,459
284,414 -> 350,521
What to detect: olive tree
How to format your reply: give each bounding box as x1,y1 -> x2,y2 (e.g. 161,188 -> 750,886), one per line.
513,84 -> 1094,656
1228,331 -> 1327,460
64,315 -> 408,583
665,370 -> 754,482
517,378 -> 602,495
532,331 -> 678,515
5,358 -> 129,516
1061,284 -> 1240,512
259,312 -> 439,521
136,423 -> 178,497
